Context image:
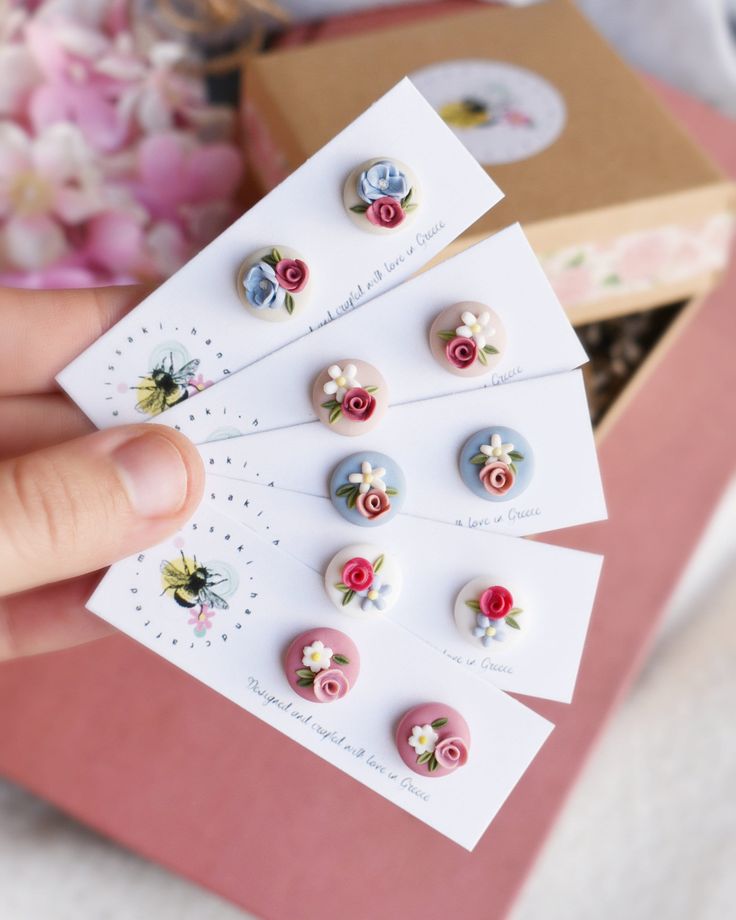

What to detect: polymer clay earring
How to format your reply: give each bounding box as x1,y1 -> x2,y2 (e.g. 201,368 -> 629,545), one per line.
396,703 -> 470,777
236,245 -> 311,321
284,627 -> 359,703
454,578 -> 524,650
429,301 -> 506,377
329,451 -> 406,526
324,544 -> 402,616
458,426 -> 533,501
343,157 -> 419,233
312,360 -> 388,435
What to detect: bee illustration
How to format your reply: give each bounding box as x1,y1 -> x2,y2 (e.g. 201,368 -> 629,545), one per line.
160,552 -> 230,610
439,97 -> 492,129
133,353 -> 200,416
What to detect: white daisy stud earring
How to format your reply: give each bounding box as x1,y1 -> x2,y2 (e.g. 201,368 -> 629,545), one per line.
458,426 -> 534,501
454,578 -> 525,651
429,301 -> 506,377
324,544 -> 402,617
312,359 -> 388,435
329,451 -> 406,526
236,245 -> 311,321
396,703 -> 470,777
284,627 -> 359,703
342,157 -> 420,233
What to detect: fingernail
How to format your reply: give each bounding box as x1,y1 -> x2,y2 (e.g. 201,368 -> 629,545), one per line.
113,433 -> 189,518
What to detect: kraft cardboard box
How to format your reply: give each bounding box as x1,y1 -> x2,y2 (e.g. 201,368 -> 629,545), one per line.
242,0 -> 735,324
0,75 -> 733,920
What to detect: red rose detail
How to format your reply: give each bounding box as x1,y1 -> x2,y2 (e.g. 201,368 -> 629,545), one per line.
356,488 -> 390,520
341,387 -> 376,422
479,585 -> 513,620
342,556 -> 374,591
365,196 -> 405,229
479,461 -> 515,496
274,258 -> 309,292
445,336 -> 477,369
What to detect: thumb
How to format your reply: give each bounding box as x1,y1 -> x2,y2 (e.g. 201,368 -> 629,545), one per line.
0,424 -> 204,595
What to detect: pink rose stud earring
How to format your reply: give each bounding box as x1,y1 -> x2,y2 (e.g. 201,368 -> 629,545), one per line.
284,627 -> 360,703
312,359 -> 388,435
454,579 -> 525,650
342,157 -> 420,233
236,245 -> 311,321
396,703 -> 470,777
324,544 -> 402,616
429,302 -> 506,377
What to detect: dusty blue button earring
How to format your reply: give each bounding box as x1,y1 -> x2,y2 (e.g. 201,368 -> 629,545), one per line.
459,426 -> 533,501
329,451 -> 405,526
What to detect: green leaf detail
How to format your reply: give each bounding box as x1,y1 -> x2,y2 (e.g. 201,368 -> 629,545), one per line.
271,248 -> 282,263
284,293 -> 294,315
296,668 -> 315,680
297,677 -> 315,687
428,754 -> 439,772
350,204 -> 368,213
469,453 -> 487,465
505,616 -> 521,630
509,607 -> 523,616
431,717 -> 448,729
566,251 -> 585,268
401,188 -> 413,208
373,554 -> 384,573
404,203 -> 418,212
364,385 -> 378,394
509,462 -> 517,475
335,582 -> 348,592
465,599 -> 481,611
335,484 -> 354,497
477,348 -> 488,366
483,345 -> 499,355
333,654 -> 350,665
321,399 -> 339,410
385,487 -> 398,496
328,404 -> 342,424
340,590 -> 355,607
417,751 -> 432,765
346,487 -> 358,510
261,253 -> 277,267
603,273 -> 621,286
508,450 -> 524,462
437,330 -> 457,342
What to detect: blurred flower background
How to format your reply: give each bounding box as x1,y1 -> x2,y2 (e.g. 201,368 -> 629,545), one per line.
0,0 -> 243,288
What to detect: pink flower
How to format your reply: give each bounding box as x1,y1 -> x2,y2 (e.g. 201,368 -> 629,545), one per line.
341,557 -> 374,592
356,489 -> 391,520
479,462 -> 515,496
188,604 -> 215,636
365,195 -> 405,229
434,736 -> 469,770
274,258 -> 308,293
341,387 -> 376,423
446,336 -> 477,369
0,122 -> 104,270
480,586 -> 513,620
313,668 -> 350,703
188,373 -> 213,393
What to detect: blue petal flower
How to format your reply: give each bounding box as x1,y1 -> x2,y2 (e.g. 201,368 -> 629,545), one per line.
243,262 -> 286,310
358,161 -> 409,203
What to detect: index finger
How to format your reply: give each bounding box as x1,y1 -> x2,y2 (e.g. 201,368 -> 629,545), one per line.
0,284 -> 147,396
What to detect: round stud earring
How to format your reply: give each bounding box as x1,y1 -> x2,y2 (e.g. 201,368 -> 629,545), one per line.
324,544 -> 402,616
312,360 -> 388,435
396,703 -> 470,777
342,157 -> 419,233
329,451 -> 406,526
429,301 -> 506,377
454,578 -> 525,650
236,245 -> 311,321
458,426 -> 533,501
284,627 -> 359,703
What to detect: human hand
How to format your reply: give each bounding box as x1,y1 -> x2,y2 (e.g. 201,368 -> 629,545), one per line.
0,286 -> 204,661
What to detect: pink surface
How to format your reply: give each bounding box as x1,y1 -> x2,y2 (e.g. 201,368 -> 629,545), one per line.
0,72 -> 734,920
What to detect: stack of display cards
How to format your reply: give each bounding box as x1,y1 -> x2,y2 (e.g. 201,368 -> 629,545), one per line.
60,80 -> 606,851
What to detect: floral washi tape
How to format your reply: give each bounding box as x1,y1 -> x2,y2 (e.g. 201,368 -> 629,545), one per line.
329,451 -> 406,526
428,301 -> 506,377
396,703 -> 470,777
324,544 -> 402,617
454,578 -> 525,651
343,157 -> 419,233
284,627 -> 360,704
312,360 -> 388,435
458,426 -> 533,501
236,245 -> 311,321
